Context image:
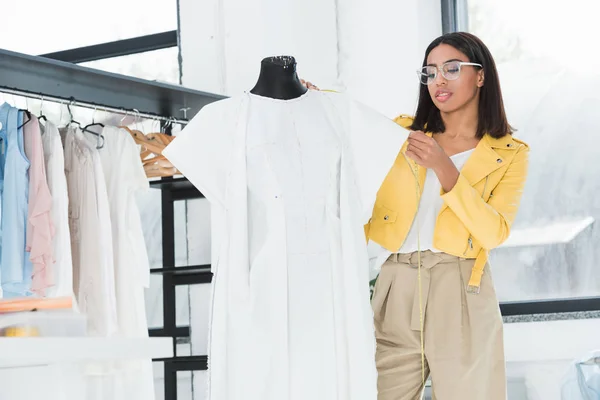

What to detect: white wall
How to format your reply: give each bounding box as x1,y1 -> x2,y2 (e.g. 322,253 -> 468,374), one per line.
179,0 -> 442,117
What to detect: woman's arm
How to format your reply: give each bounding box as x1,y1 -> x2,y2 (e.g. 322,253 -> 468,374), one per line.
440,145 -> 529,249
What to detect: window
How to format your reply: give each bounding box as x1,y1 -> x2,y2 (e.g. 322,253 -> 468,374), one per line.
0,0 -> 177,55
79,47 -> 181,85
458,0 -> 600,302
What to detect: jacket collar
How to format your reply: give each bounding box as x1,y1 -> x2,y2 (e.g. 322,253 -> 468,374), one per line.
461,134 -> 519,186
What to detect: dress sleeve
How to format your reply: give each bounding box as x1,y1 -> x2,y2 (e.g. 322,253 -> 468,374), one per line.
344,98 -> 409,223
163,98 -> 239,207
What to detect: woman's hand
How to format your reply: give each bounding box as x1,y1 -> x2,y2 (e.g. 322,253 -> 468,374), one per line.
405,131 -> 448,169
405,131 -> 459,192
300,79 -> 320,90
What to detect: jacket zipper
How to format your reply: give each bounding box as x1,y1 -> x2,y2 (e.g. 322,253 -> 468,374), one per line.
463,237 -> 473,256
463,176 -> 489,255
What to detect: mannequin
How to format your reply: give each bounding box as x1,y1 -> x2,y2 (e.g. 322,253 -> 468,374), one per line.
250,56 -> 308,100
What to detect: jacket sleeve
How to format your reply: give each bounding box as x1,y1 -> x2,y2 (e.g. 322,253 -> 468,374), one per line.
440,144 -> 529,249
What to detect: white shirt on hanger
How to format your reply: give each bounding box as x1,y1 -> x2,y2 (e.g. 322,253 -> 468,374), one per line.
41,121 -> 73,298
97,125 -> 154,400
64,126 -> 117,337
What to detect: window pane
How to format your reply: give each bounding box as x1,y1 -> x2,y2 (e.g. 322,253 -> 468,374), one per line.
193,370 -> 209,400
186,198 -> 212,266
177,371 -> 194,400
146,274 -> 164,329
466,0 -> 600,302
190,284 -> 211,356
1,0 -> 177,55
176,285 -> 191,356
80,47 -> 181,85
153,362 -> 166,400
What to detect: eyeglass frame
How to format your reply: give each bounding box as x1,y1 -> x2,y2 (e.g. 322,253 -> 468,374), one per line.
417,61 -> 483,85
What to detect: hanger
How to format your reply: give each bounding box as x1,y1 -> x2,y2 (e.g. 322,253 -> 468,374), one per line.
67,99 -> 105,149
16,95 -> 32,129
83,106 -> 105,149
82,106 -> 105,130
121,110 -> 166,155
137,115 -> 179,177
38,96 -> 48,124
17,110 -> 33,130
144,163 -> 178,178
138,116 -> 159,159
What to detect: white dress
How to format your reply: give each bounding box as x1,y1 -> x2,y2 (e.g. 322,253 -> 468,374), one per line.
63,126 -> 117,337
98,126 -> 154,400
245,92 -> 341,399
41,121 -> 73,298
163,90 -> 408,400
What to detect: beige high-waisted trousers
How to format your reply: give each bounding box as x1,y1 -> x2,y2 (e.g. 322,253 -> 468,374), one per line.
371,251 -> 506,400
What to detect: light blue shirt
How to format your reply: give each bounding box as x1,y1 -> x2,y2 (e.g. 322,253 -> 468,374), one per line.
0,104 -> 32,298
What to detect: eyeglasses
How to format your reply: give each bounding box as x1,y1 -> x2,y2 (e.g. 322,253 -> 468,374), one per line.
417,61 -> 483,85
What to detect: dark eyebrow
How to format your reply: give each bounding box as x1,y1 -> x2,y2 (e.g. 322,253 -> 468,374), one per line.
426,58 -> 465,67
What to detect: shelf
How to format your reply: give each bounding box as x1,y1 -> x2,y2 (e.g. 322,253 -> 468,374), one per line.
155,355 -> 208,371
0,337 -> 172,368
0,48 -> 225,120
151,265 -> 212,285
149,326 -> 191,338
150,265 -> 211,275
149,177 -> 204,200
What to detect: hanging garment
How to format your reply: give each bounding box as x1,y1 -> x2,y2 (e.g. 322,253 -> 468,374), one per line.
41,121 -> 73,298
0,104 -> 33,298
97,125 -> 154,400
23,114 -> 55,296
562,350 -> 600,399
64,126 -> 117,336
163,90 -> 408,400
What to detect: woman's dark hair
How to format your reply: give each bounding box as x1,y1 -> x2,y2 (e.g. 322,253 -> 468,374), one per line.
410,32 -> 512,139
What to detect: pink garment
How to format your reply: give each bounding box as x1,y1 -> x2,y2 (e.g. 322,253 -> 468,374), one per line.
23,114 -> 55,296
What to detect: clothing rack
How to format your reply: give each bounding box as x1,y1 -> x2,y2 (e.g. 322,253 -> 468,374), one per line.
0,48 -> 225,123
0,46 -> 224,400
0,86 -> 190,126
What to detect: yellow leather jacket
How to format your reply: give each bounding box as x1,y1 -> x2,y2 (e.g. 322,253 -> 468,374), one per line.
364,115 -> 530,292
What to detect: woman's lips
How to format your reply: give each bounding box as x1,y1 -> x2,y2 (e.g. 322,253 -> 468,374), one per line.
435,90 -> 453,102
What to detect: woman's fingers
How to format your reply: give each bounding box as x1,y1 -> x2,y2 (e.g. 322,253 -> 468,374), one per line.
405,148 -> 423,165
300,79 -> 320,90
407,138 -> 428,152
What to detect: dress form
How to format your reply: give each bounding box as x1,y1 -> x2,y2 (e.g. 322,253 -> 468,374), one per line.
249,56 -> 308,100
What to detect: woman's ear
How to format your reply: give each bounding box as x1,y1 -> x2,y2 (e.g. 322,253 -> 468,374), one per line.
477,70 -> 485,88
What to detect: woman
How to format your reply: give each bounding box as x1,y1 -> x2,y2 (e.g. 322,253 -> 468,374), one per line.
306,31 -> 528,399
366,32 -> 528,400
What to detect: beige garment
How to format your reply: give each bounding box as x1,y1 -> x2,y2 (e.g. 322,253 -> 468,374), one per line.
372,251 -> 506,400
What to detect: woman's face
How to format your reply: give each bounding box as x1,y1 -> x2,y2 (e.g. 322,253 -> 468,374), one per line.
425,44 -> 483,114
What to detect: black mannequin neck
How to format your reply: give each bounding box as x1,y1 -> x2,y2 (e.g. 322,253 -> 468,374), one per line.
250,56 -> 308,100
